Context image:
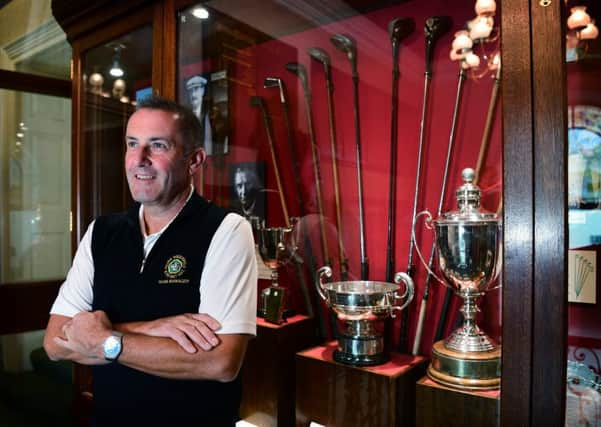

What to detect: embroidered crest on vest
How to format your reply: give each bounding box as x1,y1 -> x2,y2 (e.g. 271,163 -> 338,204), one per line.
159,255 -> 190,284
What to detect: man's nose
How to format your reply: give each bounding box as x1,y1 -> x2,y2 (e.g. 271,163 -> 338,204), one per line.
131,146 -> 152,165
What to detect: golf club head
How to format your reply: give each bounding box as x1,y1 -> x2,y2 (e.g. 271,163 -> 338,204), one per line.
424,16 -> 452,74
425,16 -> 452,43
307,47 -> 331,67
308,47 -> 332,83
389,17 -> 415,44
285,62 -> 309,90
263,76 -> 286,104
330,33 -> 356,64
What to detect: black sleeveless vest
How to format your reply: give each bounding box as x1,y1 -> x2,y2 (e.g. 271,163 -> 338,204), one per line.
90,194 -> 240,426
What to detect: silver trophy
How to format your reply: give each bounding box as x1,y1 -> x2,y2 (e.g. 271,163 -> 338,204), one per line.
257,226 -> 294,324
316,266 -> 414,366
413,167 -> 502,390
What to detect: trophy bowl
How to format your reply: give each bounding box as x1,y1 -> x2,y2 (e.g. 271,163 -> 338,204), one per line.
413,167 -> 502,390
258,226 -> 293,272
316,266 -> 414,366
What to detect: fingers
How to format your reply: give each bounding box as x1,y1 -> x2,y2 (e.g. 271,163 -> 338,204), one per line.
168,329 -> 197,354
186,313 -> 221,331
147,314 -> 221,352
178,315 -> 219,351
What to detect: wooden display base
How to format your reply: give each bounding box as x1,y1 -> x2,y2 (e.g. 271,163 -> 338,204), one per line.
295,342 -> 427,427
416,377 -> 500,427
239,315 -> 318,427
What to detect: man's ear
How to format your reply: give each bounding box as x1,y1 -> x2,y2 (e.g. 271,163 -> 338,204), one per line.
188,148 -> 206,176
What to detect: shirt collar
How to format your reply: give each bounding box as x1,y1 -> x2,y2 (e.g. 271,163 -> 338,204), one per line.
138,185 -> 195,238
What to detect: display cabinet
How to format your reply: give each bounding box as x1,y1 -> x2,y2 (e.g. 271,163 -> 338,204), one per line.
52,0 -> 568,425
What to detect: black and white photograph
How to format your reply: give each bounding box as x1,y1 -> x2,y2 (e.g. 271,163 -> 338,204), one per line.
183,70 -> 229,156
229,161 -> 265,221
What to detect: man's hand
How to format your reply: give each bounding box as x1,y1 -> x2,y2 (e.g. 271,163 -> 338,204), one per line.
54,310 -> 113,360
124,313 -> 221,353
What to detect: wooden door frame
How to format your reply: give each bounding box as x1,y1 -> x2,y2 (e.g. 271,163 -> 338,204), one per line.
501,0 -> 568,425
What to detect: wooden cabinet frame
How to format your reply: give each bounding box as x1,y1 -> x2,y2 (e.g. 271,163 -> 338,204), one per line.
53,0 -> 569,425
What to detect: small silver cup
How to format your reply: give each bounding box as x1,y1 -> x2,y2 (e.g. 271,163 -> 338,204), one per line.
257,226 -> 294,323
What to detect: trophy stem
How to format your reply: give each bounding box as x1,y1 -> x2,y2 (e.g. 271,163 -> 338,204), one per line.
270,267 -> 279,287
460,292 -> 480,335
444,292 -> 497,352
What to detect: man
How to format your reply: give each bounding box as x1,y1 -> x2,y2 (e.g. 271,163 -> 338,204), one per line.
186,74 -> 214,155
43,97 -> 257,426
233,165 -> 261,218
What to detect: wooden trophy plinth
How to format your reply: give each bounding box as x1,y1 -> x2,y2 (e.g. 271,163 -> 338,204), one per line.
295,342 -> 428,427
239,315 -> 317,427
416,376 -> 500,427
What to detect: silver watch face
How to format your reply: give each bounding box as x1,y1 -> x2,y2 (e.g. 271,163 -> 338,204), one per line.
103,335 -> 122,360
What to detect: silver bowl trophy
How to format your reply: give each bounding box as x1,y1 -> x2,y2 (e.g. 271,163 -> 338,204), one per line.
316,266 -> 415,366
257,226 -> 295,324
413,167 -> 502,390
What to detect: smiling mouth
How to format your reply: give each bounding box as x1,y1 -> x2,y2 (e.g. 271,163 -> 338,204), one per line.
135,174 -> 155,180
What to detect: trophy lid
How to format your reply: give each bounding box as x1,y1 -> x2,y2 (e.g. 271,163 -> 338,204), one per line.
437,168 -> 498,223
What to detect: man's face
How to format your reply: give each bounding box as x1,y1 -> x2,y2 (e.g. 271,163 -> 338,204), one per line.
189,84 -> 205,110
124,109 -> 192,208
235,170 -> 253,208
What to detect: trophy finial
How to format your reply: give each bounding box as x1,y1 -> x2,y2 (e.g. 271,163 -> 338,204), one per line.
462,167 -> 475,183
456,167 -> 480,210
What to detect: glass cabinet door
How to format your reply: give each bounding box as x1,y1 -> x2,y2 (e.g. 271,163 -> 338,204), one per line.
79,25 -> 153,227
565,2 -> 601,425
175,1 -> 503,424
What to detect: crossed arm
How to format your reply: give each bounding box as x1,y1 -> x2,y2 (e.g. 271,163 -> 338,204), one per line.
43,310 -> 249,382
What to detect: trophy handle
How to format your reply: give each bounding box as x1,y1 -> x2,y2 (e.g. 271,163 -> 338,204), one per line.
315,266 -> 332,302
391,271 -> 415,314
411,210 -> 447,287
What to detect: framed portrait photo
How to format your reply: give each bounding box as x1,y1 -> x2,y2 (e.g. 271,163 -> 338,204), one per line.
229,161 -> 265,221
181,69 -> 230,157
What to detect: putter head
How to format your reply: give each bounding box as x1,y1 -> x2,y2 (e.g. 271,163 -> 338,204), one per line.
264,76 -> 286,104
307,47 -> 330,67
330,33 -> 356,62
425,16 -> 452,42
389,17 -> 415,43
285,62 -> 308,89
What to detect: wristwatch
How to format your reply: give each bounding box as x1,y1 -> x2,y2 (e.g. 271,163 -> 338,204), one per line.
102,332 -> 123,361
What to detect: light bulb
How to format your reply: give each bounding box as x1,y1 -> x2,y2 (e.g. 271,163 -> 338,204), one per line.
568,6 -> 591,30
469,16 -> 494,40
579,22 -> 599,40
475,0 -> 496,16
89,72 -> 104,86
109,63 -> 124,77
191,7 -> 209,19
465,52 -> 481,68
452,30 -> 473,50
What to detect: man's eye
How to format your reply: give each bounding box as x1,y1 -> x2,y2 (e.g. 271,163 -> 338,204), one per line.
126,141 -> 137,149
151,142 -> 168,151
